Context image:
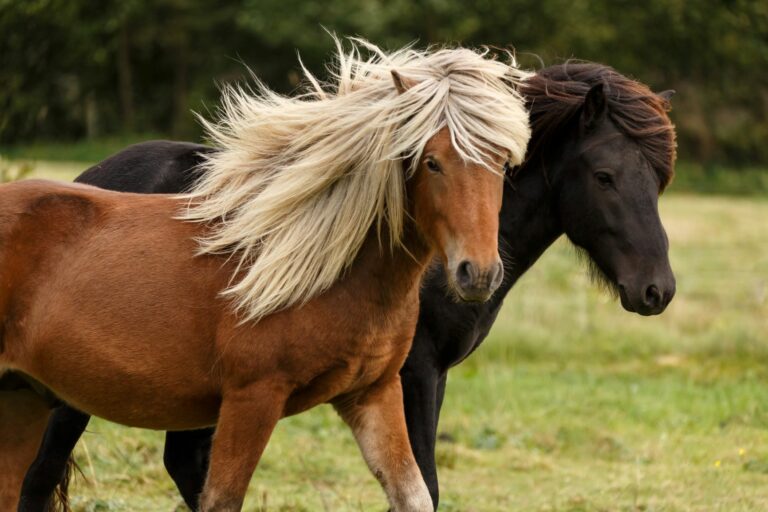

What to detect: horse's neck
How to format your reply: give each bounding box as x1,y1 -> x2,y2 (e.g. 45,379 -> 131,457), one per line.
348,222 -> 433,310
496,159 -> 563,294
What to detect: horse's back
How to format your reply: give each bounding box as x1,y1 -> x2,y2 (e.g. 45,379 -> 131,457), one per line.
0,179 -> 103,243
0,177 -> 186,228
0,179 -> 174,332
0,178 -> 91,210
76,140 -> 212,193
0,179 -> 220,320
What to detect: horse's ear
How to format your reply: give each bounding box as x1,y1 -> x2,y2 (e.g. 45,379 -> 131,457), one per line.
657,89 -> 675,102
391,70 -> 415,95
582,83 -> 607,130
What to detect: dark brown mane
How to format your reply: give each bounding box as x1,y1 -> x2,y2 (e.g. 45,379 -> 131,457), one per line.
520,62 -> 676,191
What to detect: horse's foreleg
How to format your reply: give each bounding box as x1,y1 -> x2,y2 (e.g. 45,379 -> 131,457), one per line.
0,390 -> 50,512
163,428 -> 214,511
335,377 -> 433,512
199,384 -> 285,512
18,406 -> 90,512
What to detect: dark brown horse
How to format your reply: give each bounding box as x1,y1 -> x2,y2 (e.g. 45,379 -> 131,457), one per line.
0,41 -> 531,512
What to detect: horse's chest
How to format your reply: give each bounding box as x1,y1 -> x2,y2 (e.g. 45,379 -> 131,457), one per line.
352,325 -> 414,381
283,308 -> 419,414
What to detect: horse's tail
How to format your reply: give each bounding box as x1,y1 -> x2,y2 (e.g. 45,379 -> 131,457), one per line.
45,456 -> 78,512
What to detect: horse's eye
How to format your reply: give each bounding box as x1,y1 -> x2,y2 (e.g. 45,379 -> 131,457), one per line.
594,171 -> 613,187
425,158 -> 441,173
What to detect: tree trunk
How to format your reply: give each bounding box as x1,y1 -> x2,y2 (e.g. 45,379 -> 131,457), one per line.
117,24 -> 135,133
171,38 -> 188,138
85,92 -> 99,139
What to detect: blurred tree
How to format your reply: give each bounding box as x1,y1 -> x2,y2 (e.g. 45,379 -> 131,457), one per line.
1,0 -> 766,166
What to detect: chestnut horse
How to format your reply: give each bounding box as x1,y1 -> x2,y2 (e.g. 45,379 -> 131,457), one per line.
0,40 -> 530,512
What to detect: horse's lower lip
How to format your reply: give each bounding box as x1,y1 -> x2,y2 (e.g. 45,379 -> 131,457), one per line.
635,303 -> 668,316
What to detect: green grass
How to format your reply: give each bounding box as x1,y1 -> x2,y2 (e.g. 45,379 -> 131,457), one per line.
11,161 -> 768,511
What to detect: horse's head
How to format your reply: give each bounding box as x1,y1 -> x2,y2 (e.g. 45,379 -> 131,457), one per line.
410,127 -> 506,302
385,53 -> 529,303
556,83 -> 676,315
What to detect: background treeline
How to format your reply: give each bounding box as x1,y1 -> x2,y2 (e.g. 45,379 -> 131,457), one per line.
1,0 -> 767,168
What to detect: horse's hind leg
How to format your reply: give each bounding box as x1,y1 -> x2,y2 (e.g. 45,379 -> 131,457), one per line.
334,377 -> 433,512
17,406 -> 90,512
163,428 -> 214,510
199,383 -> 286,512
0,390 -> 50,512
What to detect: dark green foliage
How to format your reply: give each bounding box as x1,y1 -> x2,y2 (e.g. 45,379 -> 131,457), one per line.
1,0 -> 766,166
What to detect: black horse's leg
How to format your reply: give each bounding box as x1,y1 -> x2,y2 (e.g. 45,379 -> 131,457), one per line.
18,406 -> 90,512
401,360 -> 441,510
434,372 -> 448,428
163,428 -> 214,511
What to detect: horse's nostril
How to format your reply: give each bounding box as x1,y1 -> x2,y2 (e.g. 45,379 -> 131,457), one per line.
644,284 -> 662,308
456,260 -> 475,288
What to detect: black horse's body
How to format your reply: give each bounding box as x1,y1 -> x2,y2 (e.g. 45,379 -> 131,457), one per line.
17,63 -> 677,511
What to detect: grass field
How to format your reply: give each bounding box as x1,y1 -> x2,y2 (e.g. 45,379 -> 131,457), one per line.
7,159 -> 768,511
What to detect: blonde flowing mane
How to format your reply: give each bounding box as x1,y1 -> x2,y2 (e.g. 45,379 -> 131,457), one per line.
181,37 -> 531,322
